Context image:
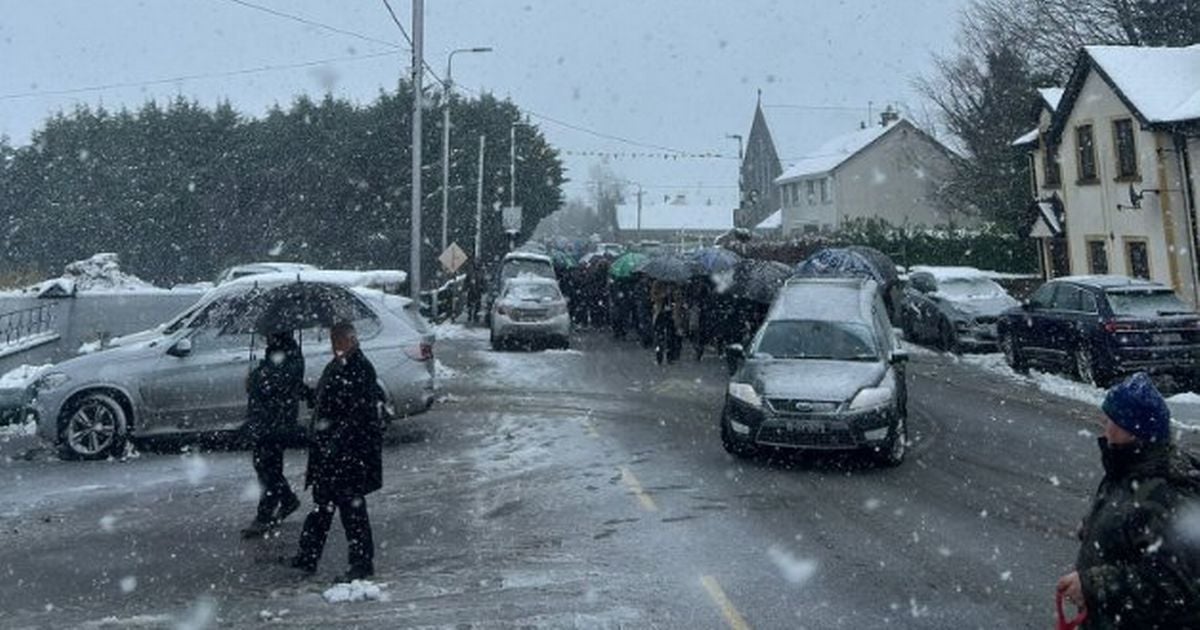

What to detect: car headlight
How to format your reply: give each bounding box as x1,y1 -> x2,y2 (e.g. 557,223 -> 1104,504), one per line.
728,382 -> 762,408
32,372 -> 70,393
848,370 -> 896,411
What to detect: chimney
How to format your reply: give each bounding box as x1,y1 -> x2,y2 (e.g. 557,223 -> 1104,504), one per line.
880,105 -> 899,127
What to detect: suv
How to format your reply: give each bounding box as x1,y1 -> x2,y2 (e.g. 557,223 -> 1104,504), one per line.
720,277 -> 909,466
997,275 -> 1200,387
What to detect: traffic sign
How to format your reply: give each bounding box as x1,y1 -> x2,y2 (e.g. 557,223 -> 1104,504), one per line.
438,242 -> 469,273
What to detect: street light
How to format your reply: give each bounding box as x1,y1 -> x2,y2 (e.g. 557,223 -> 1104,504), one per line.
441,46 -> 493,255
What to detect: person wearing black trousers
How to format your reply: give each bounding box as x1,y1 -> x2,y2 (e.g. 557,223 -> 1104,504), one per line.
289,322 -> 385,582
241,332 -> 305,538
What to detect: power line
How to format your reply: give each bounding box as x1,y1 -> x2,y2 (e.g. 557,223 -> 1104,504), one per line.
0,50 -> 401,101
379,0 -> 414,48
220,0 -> 405,51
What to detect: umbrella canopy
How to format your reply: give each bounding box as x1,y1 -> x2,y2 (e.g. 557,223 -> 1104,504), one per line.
548,249 -> 577,270
216,282 -> 366,335
641,254 -> 697,284
794,247 -> 884,284
609,252 -> 650,280
729,259 -> 793,304
688,247 -> 741,275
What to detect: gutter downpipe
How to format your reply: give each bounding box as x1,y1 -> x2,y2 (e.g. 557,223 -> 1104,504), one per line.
1175,133 -> 1200,307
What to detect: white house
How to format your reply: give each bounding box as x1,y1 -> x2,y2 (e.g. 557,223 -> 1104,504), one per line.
614,195 -> 735,246
1016,45 -> 1200,306
772,116 -> 961,235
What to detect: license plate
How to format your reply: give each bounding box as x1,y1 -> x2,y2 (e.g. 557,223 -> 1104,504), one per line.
787,420 -> 829,434
1153,333 -> 1184,344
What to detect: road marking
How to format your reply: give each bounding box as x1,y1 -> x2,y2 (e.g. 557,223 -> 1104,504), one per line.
701,575 -> 750,630
619,466 -> 657,512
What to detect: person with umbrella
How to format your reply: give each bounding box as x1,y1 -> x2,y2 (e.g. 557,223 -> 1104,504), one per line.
240,330 -> 305,538
288,322 -> 385,581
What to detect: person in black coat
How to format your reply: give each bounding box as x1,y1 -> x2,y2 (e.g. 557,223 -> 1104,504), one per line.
241,332 -> 304,538
289,322 -> 384,581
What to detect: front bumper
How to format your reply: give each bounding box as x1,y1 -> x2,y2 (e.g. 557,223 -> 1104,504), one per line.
955,322 -> 999,349
722,397 -> 898,451
492,313 -> 571,340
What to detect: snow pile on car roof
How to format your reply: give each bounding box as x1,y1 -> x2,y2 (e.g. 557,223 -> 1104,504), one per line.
21,253 -> 163,297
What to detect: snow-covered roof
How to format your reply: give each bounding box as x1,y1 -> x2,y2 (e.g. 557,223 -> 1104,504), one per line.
1038,87 -> 1064,111
1011,127 -> 1040,147
775,121 -> 901,183
1087,44 -> 1200,123
755,209 -> 782,230
615,201 -> 734,232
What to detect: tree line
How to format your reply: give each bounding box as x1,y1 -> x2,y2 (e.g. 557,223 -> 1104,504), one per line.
919,0 -> 1200,235
0,83 -> 565,286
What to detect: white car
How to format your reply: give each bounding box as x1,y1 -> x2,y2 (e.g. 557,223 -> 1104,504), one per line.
215,262 -> 318,285
24,272 -> 433,460
490,276 -> 571,350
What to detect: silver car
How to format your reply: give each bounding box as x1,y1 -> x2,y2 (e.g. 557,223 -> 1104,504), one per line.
490,276 -> 571,350
25,275 -> 435,459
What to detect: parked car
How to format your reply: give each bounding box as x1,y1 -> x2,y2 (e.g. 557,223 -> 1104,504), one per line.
720,277 -> 909,466
996,275 -> 1200,387
215,262 -> 317,285
22,276 -> 434,460
902,266 -> 1019,352
490,276 -> 571,350
485,251 -> 557,323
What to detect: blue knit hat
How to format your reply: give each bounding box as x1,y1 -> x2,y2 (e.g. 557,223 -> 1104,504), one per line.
1101,372 -> 1171,443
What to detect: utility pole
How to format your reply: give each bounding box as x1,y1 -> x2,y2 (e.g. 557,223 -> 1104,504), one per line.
474,134 -> 486,260
636,184 -> 644,243
440,47 -> 492,254
409,0 -> 424,301
509,123 -> 517,209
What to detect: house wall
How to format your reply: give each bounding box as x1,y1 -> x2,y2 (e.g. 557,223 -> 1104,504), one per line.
831,125 -> 956,229
1051,70 -> 1198,305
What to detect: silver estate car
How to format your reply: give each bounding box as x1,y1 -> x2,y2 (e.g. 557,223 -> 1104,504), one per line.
26,272 -> 435,459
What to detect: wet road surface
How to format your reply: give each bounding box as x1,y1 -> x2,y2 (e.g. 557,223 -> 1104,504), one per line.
0,326 -> 1180,628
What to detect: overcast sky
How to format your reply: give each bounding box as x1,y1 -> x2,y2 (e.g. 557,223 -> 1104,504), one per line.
0,0 -> 968,206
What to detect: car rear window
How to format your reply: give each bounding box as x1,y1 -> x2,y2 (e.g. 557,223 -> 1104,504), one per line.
1106,290 -> 1193,317
506,283 -> 561,301
502,260 -> 554,280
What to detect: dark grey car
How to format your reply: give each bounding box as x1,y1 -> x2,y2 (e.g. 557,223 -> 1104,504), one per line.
720,277 -> 909,466
902,266 -> 1019,352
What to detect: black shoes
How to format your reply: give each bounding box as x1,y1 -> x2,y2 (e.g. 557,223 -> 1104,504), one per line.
276,495 -> 302,522
241,520 -> 274,539
336,566 -> 375,582
286,555 -> 317,575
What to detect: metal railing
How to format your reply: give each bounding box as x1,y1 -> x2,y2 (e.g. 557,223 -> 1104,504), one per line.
0,303 -> 58,348
420,274 -> 467,323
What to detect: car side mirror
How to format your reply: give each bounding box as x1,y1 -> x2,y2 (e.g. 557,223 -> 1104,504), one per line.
167,338 -> 193,358
890,348 -> 909,364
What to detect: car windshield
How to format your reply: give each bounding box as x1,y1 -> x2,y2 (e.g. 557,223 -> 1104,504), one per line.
1106,290 -> 1193,317
501,260 -> 554,280
752,319 -> 879,361
505,283 -> 561,301
937,277 -> 1006,299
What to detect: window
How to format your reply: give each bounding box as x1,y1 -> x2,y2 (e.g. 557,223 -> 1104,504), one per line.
1081,291 -> 1098,314
1028,283 -> 1056,309
1043,145 -> 1061,188
1048,238 -> 1069,278
1076,124 -> 1097,182
1125,239 -> 1150,280
806,180 -> 816,205
1052,285 -> 1082,311
1086,239 -> 1108,274
1113,119 -> 1138,180
819,177 -> 831,204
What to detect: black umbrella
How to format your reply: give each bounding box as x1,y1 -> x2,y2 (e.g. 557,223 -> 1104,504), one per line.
641,254 -> 697,284
730,259 -> 793,304
216,282 -> 365,335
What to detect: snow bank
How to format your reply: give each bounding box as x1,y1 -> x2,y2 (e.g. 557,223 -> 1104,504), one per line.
10,253 -> 165,297
432,322 -> 489,341
0,363 -> 52,388
322,579 -> 385,603
0,331 -> 60,360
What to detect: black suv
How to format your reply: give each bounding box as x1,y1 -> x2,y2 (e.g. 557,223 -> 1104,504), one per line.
996,276 -> 1200,387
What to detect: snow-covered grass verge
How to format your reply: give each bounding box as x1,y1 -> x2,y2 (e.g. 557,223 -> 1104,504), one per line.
322,580 -> 386,604
923,347 -> 1200,433
0,363 -> 52,388
0,418 -> 36,439
432,322 -> 490,341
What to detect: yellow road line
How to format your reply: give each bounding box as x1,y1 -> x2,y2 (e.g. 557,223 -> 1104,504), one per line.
700,575 -> 751,630
619,466 -> 658,512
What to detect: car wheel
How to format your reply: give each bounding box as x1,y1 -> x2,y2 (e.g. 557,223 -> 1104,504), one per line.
60,391 -> 128,460
1073,344 -> 1102,387
938,319 -> 959,354
873,414 -> 907,467
999,332 -> 1027,373
720,415 -> 757,458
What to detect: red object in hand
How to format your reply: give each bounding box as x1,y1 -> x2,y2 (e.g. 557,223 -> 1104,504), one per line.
1056,590 -> 1088,630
